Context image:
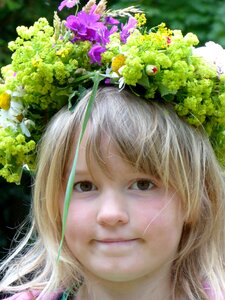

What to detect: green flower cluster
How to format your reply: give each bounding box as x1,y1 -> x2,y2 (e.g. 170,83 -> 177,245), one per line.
0,128 -> 35,183
2,17 -> 92,110
0,16 -> 96,182
103,26 -> 225,166
0,3 -> 225,183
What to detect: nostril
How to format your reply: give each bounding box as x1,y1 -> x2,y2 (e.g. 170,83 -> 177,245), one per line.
96,207 -> 129,226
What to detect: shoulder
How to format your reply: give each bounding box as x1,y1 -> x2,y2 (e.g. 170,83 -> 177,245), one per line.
1,290 -> 63,300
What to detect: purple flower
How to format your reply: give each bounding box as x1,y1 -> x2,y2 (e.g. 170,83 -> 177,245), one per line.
120,17 -> 137,43
58,0 -> 79,11
65,11 -> 104,42
105,78 -> 111,84
95,25 -> 118,45
88,45 -> 106,64
105,16 -> 120,26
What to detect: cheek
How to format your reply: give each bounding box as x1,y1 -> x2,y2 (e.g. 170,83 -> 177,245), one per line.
136,200 -> 184,245
64,201 -> 96,245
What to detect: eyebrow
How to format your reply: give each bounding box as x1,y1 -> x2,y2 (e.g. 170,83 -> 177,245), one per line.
65,168 -> 90,180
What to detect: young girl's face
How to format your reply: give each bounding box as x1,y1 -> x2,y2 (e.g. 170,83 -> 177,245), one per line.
60,134 -> 185,284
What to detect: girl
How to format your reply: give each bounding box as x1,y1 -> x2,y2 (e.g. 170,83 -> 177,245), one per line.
0,87 -> 225,299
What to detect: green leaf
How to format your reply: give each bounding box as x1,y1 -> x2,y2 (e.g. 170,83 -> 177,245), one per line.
137,71 -> 150,89
57,72 -> 104,260
159,84 -> 177,97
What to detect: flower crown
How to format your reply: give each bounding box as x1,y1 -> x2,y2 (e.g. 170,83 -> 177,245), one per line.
0,0 -> 225,183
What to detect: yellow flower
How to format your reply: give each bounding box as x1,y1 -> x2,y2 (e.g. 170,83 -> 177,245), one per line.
135,13 -> 147,27
32,57 -> 42,67
56,48 -> 69,58
0,92 -> 11,110
111,54 -> 126,74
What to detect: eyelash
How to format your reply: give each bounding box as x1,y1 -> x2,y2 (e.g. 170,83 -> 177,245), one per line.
73,181 -> 96,193
73,179 -> 155,193
129,179 -> 155,191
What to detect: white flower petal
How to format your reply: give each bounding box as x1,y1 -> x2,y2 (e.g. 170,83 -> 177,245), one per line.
193,41 -> 225,75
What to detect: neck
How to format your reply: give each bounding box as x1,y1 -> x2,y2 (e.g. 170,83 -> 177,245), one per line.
75,274 -> 172,300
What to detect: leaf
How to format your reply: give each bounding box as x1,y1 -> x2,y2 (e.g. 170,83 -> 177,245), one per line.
57,72 -> 104,260
159,84 -> 177,97
137,71 -> 150,89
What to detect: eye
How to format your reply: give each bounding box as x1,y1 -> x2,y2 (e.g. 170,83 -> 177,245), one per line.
73,181 -> 97,192
130,179 -> 155,191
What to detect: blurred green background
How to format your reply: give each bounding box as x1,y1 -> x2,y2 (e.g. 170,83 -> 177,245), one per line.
1,0 -> 225,259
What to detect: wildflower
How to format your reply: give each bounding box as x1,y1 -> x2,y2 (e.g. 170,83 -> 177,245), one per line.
167,37 -> 172,44
89,45 -> 106,64
58,0 -> 79,11
0,92 -> 11,110
134,13 -> 146,27
111,54 -> 126,74
146,65 -> 158,76
65,11 -> 104,42
193,41 -> 225,76
120,17 -> 137,43
105,16 -> 120,26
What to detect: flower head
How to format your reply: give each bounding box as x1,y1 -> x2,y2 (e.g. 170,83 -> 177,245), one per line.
120,17 -> 137,43
111,54 -> 126,74
58,0 -> 79,11
193,41 -> 225,75
89,45 -> 106,64
0,92 -> 11,110
65,11 -> 103,42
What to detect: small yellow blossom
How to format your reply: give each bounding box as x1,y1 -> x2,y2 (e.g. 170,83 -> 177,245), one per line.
32,57 -> 42,67
56,48 -> 69,58
111,54 -> 126,74
158,23 -> 172,37
135,13 -> 147,27
0,92 -> 11,110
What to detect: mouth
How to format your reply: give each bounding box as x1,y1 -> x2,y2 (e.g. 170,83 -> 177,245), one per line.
94,238 -> 139,245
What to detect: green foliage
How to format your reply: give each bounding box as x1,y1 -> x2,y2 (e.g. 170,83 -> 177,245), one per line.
0,0 -> 59,68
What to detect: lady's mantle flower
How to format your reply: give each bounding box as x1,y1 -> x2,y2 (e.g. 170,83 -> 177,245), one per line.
58,0 -> 79,11
193,41 -> 225,75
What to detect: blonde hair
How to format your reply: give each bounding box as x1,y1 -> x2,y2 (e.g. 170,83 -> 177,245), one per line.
0,87 -> 225,299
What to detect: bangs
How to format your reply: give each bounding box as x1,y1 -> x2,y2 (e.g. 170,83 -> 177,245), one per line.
79,87 -> 198,192
57,86 -> 212,220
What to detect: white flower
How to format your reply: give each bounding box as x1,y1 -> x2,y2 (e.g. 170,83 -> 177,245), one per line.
193,41 -> 225,75
0,100 -> 32,137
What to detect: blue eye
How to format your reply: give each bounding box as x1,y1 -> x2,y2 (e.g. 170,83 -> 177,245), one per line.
130,179 -> 154,191
73,181 -> 97,192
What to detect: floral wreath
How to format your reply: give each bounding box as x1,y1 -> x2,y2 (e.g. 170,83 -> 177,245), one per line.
0,0 -> 225,184
1,0 -> 225,256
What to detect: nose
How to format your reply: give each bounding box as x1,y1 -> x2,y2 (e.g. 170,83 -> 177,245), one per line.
96,190 -> 129,226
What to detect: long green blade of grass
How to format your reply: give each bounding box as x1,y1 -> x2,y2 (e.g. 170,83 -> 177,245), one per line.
57,72 -> 103,259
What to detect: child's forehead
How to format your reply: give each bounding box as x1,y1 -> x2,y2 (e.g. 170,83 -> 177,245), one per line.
68,129 -> 139,176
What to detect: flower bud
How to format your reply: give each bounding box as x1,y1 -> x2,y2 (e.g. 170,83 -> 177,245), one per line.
146,65 -> 158,76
